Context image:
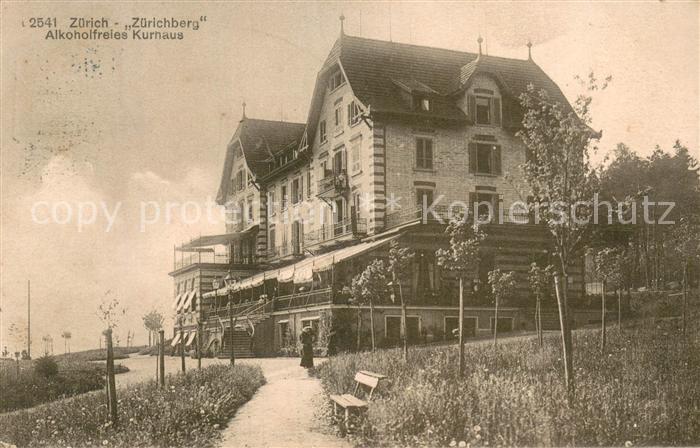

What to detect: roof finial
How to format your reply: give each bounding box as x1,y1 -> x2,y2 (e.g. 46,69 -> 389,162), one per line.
339,13 -> 345,35
241,101 -> 247,120
477,35 -> 483,56
527,40 -> 533,60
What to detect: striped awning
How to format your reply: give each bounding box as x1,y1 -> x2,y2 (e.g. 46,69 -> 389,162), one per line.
184,331 -> 197,346
172,293 -> 184,310
170,332 -> 182,347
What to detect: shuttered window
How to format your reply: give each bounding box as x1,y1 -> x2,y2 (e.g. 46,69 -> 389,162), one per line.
467,94 -> 502,127
350,136 -> 362,174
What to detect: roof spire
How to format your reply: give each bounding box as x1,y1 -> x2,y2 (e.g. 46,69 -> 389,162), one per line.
527,40 -> 533,60
241,101 -> 247,120
477,35 -> 484,57
339,13 -> 345,35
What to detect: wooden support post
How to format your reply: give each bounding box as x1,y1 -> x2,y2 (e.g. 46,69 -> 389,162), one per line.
229,301 -> 235,366
180,327 -> 186,374
105,329 -> 118,425
158,330 -> 165,387
197,321 -> 203,370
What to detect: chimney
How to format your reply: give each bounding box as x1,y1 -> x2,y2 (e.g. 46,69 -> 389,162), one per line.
477,35 -> 483,56
527,40 -> 533,60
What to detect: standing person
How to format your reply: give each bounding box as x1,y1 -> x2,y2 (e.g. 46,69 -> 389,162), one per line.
299,326 -> 314,369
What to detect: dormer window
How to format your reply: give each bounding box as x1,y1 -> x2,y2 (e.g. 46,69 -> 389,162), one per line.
420,98 -> 431,112
467,93 -> 502,126
329,70 -> 345,91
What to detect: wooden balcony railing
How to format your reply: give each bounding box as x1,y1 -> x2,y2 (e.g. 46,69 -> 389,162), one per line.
202,288 -> 333,322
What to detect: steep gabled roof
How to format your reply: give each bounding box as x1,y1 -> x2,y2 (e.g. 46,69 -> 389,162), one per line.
216,118 -> 305,204
305,34 -> 575,138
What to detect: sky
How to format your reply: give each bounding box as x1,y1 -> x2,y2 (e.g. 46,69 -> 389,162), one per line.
1,1 -> 698,354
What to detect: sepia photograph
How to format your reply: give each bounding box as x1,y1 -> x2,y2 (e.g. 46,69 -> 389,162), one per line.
0,1 -> 698,447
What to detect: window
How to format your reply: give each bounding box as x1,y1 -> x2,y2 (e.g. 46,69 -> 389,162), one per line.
347,101 -> 361,126
268,226 -> 276,251
281,184 -> 288,209
268,189 -> 277,215
420,98 -> 430,111
416,138 -> 433,170
350,136 -> 361,174
469,94 -> 501,126
319,120 -> 327,144
328,70 -> 344,91
319,160 -> 329,179
246,201 -> 254,224
334,106 -> 343,130
291,221 -> 302,254
306,171 -> 312,198
476,97 -> 491,124
291,178 -> 301,204
333,148 -> 346,174
469,143 -> 501,175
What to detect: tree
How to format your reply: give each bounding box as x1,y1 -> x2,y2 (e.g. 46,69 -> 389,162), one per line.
143,310 -> 165,347
488,270 -> 516,347
351,259 -> 391,352
528,263 -> 554,347
670,217 -> 700,336
517,77 -> 602,399
96,292 -> 127,330
387,242 -> 415,361
61,331 -> 72,354
436,214 -> 485,375
593,247 -> 623,353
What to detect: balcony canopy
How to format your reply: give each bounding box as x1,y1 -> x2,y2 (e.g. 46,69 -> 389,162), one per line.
202,234 -> 400,299
177,225 -> 258,252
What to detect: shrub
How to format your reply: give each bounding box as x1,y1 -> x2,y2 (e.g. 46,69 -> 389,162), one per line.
317,309 -> 700,446
34,356 -> 59,378
0,359 -> 111,413
0,363 -> 265,447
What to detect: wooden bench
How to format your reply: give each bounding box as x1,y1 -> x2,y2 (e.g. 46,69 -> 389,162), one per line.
329,370 -> 387,427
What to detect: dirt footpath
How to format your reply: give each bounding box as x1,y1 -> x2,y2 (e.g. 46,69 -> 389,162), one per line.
219,360 -> 350,448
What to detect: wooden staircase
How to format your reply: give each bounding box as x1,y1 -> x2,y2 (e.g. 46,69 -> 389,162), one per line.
216,301 -> 272,359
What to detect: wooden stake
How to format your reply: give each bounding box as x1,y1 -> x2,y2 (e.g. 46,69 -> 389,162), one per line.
158,330 -> 165,387
105,329 -> 118,425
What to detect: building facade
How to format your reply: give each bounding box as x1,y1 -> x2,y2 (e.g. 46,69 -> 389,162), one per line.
168,30 -> 592,358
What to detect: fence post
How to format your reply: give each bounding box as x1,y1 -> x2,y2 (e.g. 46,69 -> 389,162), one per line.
158,330 -> 165,387
229,301 -> 235,366
105,328 -> 118,425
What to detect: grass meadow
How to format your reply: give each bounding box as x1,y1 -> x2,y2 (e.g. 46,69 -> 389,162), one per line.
317,294 -> 700,446
0,364 -> 265,447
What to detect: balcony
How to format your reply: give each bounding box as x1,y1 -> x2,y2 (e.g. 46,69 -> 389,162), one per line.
317,172 -> 348,199
174,252 -> 230,270
267,243 -> 302,262
384,205 -> 533,230
303,217 -> 367,248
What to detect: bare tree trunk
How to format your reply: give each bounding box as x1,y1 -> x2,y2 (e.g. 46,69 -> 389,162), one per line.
105,329 -> 118,426
601,280 -> 607,354
538,297 -> 544,347
458,277 -> 465,376
399,282 -> 408,362
158,330 -> 165,387
197,321 -> 202,370
229,301 -> 235,366
369,300 -> 376,352
617,288 -> 622,330
553,273 -> 575,401
356,306 -> 362,351
180,328 -> 186,373
682,260 -> 688,337
493,294 -> 499,347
